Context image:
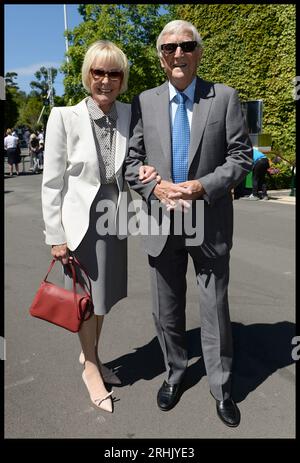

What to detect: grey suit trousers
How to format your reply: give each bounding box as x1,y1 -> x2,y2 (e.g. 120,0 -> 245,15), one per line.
148,231 -> 233,401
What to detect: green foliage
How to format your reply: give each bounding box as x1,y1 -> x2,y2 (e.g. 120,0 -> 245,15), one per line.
29,66 -> 57,100
176,4 -> 296,163
5,68 -> 59,131
5,89 -> 19,129
266,161 -> 294,190
61,4 -> 173,104
5,72 -> 19,89
17,96 -> 43,131
53,95 -> 66,107
4,73 -> 26,129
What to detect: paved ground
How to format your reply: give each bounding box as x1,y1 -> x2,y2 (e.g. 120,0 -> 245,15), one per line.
4,163 -> 296,442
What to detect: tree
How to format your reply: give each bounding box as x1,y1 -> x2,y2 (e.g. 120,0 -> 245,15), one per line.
17,96 -> 43,130
61,4 -> 173,104
53,95 -> 66,107
5,72 -> 22,129
5,90 -> 19,129
29,66 -> 57,104
5,72 -> 19,89
27,66 -> 58,128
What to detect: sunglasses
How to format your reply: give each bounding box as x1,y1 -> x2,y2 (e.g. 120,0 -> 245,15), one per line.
161,41 -> 198,55
90,69 -> 123,81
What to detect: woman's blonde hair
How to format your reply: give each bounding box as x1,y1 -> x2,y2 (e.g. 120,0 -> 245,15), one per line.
82,40 -> 129,94
6,128 -> 12,135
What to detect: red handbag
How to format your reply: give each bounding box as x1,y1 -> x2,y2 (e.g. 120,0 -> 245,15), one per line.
29,257 -> 94,333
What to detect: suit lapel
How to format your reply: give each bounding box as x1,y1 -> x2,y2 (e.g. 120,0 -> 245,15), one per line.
154,83 -> 172,167
72,98 -> 98,166
189,77 -> 214,168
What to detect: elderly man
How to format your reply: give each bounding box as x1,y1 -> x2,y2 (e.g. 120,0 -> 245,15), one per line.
125,20 -> 253,427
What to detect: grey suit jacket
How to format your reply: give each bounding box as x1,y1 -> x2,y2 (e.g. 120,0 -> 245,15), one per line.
125,77 -> 253,257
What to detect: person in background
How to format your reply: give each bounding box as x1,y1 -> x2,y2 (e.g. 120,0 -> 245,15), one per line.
41,40 -> 158,414
248,147 -> 270,200
28,133 -> 40,173
4,128 -> 21,176
38,128 -> 44,143
37,140 -> 44,170
24,128 -> 31,148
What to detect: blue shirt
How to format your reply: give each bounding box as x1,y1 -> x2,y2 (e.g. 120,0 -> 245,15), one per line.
168,77 -> 196,130
253,147 -> 267,163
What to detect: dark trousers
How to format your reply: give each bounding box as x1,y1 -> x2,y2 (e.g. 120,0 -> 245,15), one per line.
252,157 -> 269,197
148,228 -> 233,401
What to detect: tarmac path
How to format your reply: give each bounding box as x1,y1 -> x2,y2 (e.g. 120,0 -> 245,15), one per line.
4,170 -> 295,441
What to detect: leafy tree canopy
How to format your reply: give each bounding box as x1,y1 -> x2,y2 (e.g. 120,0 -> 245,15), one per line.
62,4 -> 173,104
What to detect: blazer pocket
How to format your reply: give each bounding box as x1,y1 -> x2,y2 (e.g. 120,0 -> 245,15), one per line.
206,120 -> 221,127
66,162 -> 84,177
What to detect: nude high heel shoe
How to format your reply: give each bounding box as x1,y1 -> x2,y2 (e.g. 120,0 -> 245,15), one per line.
82,370 -> 114,413
79,351 -> 121,385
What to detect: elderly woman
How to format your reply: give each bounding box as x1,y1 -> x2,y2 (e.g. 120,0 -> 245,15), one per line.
42,40 -> 157,413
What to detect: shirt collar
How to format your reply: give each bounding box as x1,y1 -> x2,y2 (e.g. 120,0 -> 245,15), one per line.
169,77 -> 196,104
86,96 -> 118,122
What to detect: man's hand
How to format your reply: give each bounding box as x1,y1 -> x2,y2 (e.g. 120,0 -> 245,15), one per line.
153,180 -> 191,211
139,165 -> 161,184
165,198 -> 191,213
167,180 -> 205,201
51,243 -> 69,265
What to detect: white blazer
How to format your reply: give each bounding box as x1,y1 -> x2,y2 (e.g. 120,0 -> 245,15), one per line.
41,97 -> 131,251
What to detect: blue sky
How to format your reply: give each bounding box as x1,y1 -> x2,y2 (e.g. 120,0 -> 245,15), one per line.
5,4 -> 82,96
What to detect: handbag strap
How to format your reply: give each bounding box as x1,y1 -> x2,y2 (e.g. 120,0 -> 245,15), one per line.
70,256 -> 93,299
43,259 -> 58,281
43,258 -> 93,321
44,258 -> 92,298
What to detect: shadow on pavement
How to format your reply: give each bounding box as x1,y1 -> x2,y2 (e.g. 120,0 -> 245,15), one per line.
106,321 -> 296,404
231,321 -> 296,402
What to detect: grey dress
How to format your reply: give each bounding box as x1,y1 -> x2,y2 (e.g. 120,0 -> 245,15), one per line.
64,98 -> 127,315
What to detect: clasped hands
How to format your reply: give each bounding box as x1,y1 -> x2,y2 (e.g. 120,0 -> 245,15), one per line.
139,166 -> 204,211
51,166 -> 204,262
152,179 -> 204,211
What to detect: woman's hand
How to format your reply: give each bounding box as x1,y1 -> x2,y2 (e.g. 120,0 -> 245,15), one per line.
51,243 -> 69,265
139,165 -> 161,184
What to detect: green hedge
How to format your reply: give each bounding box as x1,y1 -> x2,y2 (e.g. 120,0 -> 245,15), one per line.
266,161 -> 295,189
176,4 -> 296,164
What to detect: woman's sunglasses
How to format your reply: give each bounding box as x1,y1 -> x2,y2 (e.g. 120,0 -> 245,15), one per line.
90,69 -> 123,81
160,41 -> 198,55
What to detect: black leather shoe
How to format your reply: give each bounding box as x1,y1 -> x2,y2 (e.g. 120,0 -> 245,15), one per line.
157,380 -> 182,411
216,398 -> 241,427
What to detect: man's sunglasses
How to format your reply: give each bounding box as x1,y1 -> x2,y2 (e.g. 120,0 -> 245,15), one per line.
160,41 -> 198,55
90,69 -> 123,80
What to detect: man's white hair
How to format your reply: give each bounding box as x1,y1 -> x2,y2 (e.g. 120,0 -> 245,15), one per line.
156,20 -> 204,57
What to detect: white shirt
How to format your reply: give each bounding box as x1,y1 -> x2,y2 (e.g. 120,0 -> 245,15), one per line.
168,77 -> 196,130
4,134 -> 19,149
